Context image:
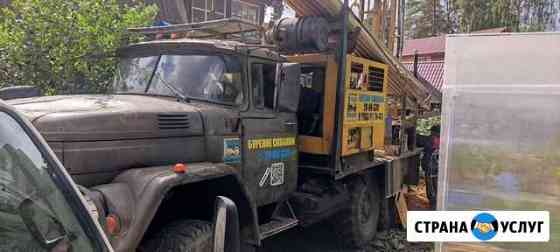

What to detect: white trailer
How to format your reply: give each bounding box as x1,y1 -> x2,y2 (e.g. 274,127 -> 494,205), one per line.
439,32 -> 560,252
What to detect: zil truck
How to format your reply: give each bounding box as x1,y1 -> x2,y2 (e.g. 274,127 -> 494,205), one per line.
0,98 -> 239,252
2,16 -> 421,251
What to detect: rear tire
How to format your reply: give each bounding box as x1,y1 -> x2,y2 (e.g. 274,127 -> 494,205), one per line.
427,155 -> 439,210
426,175 -> 438,210
141,220 -> 212,252
332,176 -> 381,248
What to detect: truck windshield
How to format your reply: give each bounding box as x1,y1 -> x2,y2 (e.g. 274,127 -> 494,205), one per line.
0,112 -> 96,251
113,54 -> 244,105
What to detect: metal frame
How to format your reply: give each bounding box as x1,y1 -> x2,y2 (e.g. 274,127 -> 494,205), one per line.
332,0 -> 350,173
127,18 -> 261,38
231,0 -> 261,24
191,0 -> 229,23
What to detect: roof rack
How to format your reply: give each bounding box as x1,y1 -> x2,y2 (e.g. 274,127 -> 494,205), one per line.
127,18 -> 262,39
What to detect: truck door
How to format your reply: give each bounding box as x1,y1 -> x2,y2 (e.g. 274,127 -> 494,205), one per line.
241,62 -> 300,206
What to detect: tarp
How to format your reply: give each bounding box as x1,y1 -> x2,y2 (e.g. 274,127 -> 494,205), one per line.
439,32 -> 560,252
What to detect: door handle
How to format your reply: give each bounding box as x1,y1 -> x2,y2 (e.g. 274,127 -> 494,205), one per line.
284,121 -> 297,127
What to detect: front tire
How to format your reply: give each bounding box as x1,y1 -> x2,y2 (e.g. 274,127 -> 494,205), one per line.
332,176 -> 381,248
141,220 -> 212,252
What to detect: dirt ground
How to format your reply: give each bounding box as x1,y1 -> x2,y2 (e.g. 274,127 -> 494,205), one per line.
260,181 -> 434,252
261,224 -> 433,252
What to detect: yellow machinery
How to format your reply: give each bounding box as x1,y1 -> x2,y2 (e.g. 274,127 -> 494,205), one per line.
288,53 -> 388,157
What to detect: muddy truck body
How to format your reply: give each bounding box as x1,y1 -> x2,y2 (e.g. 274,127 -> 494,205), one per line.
5,18 -> 420,251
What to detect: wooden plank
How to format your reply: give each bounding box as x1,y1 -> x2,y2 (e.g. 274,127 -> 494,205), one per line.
387,0 -> 398,52
395,188 -> 408,228
372,0 -> 383,38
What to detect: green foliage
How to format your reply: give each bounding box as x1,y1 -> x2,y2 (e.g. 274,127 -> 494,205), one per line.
416,116 -> 441,136
0,0 -> 157,94
453,0 -> 517,32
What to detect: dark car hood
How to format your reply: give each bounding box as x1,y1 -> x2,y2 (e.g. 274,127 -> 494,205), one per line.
8,95 -> 204,141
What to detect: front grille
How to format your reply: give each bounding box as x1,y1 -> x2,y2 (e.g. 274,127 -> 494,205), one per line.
158,114 -> 190,130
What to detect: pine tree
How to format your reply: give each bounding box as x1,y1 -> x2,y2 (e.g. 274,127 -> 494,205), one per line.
405,0 -> 452,39
405,0 -> 558,39
452,0 -> 558,32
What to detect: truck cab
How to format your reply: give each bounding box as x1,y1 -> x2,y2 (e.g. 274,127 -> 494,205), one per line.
7,35 -> 300,250
113,38 -> 301,207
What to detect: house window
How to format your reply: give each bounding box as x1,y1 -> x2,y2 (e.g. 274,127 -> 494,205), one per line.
192,0 -> 227,23
232,0 -> 260,24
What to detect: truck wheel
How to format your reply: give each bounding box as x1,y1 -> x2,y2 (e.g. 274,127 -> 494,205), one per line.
333,176 -> 380,248
378,196 -> 398,230
141,220 -> 212,252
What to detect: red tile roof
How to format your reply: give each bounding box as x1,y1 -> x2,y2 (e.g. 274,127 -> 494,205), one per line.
403,61 -> 445,91
402,36 -> 446,57
402,27 -> 510,57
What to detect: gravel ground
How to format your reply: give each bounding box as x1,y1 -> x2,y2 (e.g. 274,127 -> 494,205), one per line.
261,222 -> 433,252
260,181 -> 434,252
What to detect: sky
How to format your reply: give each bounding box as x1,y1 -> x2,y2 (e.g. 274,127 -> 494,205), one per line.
263,5 -> 295,23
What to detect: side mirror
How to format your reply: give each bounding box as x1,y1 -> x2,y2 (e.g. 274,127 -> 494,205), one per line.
18,198 -> 68,249
212,196 -> 240,252
0,86 -> 42,100
275,63 -> 301,113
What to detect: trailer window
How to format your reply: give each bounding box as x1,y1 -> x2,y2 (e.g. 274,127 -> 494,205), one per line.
251,63 -> 276,110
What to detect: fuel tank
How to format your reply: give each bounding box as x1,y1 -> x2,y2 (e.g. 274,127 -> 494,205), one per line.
8,95 -> 239,186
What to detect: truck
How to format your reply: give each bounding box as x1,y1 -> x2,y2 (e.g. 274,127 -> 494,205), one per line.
2,15 -> 424,251
0,99 -> 241,251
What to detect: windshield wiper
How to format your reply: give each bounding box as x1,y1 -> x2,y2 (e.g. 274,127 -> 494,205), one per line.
143,55 -> 190,103
144,56 -> 162,93
152,72 -> 190,103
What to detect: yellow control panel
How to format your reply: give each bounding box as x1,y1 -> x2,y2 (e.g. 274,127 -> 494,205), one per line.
342,55 -> 387,156
287,54 -> 388,157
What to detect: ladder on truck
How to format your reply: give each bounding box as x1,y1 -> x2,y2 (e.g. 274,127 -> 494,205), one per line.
127,18 -> 265,44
